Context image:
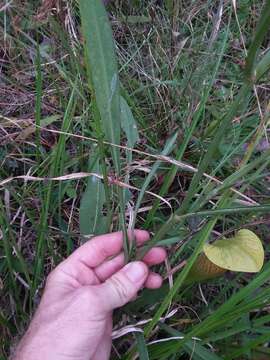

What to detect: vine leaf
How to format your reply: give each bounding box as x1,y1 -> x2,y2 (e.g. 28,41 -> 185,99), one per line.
203,229 -> 264,273
186,253 -> 226,284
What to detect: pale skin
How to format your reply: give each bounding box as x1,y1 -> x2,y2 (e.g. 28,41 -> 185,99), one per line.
14,230 -> 166,360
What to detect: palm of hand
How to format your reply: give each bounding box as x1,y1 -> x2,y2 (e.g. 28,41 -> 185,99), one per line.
15,231 -> 166,360
38,264 -> 114,360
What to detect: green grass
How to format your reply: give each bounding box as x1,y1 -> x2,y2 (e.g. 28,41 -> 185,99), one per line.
1,1 -> 270,359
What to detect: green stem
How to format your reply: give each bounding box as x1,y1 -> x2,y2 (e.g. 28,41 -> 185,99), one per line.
35,44 -> 42,161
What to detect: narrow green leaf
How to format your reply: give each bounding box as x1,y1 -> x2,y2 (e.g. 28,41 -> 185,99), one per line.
144,19 -> 230,228
79,0 -> 129,258
120,96 -> 139,149
143,217 -> 220,338
79,0 -> 121,170
225,332 -> 270,359
35,44 -> 42,159
33,88 -> 76,292
79,155 -> 107,236
175,264 -> 270,353
160,323 -> 223,360
174,204 -> 270,222
245,1 -> 270,79
255,48 -> 270,81
155,265 -> 270,358
132,132 -> 177,231
135,332 -> 150,360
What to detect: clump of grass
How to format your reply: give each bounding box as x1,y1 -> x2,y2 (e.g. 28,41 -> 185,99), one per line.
1,1 -> 270,359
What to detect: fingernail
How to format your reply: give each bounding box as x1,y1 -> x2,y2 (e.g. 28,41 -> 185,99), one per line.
124,261 -> 147,283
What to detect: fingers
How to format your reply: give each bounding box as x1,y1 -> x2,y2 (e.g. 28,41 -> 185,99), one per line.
94,247 -> 166,293
144,272 -> 163,289
94,253 -> 125,282
143,247 -> 167,265
65,230 -> 150,269
97,261 -> 149,310
52,229 -> 166,292
95,247 -> 166,282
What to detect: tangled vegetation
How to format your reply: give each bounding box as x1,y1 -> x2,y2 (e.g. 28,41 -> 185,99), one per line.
1,1 -> 270,359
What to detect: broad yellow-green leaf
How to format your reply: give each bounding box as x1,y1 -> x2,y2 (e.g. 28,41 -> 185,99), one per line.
186,253 -> 226,284
203,229 -> 264,273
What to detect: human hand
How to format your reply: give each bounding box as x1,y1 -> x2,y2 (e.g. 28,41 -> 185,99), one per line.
14,230 -> 166,360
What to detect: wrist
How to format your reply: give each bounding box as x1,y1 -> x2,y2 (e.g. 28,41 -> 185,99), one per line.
12,326 -> 44,360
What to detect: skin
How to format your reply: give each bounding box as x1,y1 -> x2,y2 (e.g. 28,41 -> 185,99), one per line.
13,230 -> 166,360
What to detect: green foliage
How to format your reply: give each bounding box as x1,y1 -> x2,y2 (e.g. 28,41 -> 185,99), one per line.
79,0 -> 121,167
1,0 -> 270,359
79,151 -> 107,236
186,253 -> 226,284
120,96 -> 139,149
204,229 -> 264,273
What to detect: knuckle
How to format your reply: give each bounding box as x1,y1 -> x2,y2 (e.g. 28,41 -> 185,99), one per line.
92,240 -> 110,259
109,275 -> 132,304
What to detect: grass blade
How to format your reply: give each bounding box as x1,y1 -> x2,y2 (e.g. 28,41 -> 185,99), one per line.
144,18 -> 230,227
135,332 -> 150,360
255,48 -> 270,81
33,88 -> 76,291
160,323 -> 223,360
132,132 -> 177,231
245,1 -> 270,79
34,44 -> 42,160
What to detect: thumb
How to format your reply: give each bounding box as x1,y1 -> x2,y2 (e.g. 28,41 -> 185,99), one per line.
98,261 -> 149,310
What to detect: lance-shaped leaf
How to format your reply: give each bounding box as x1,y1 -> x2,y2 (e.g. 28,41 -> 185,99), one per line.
79,0 -> 121,170
79,157 -> 107,236
120,96 -> 139,149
